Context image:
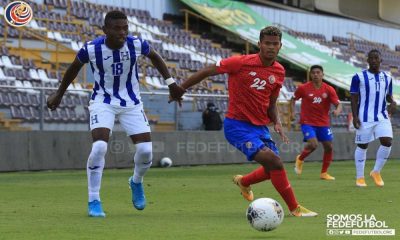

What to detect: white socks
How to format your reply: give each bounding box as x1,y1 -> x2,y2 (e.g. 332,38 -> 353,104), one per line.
355,147 -> 367,179
355,145 -> 391,178
133,142 -> 153,184
373,145 -> 391,172
87,141 -> 107,202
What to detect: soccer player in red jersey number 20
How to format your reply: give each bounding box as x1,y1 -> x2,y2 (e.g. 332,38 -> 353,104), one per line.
290,65 -> 342,180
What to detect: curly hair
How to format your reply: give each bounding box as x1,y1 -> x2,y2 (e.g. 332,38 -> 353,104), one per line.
259,26 -> 282,41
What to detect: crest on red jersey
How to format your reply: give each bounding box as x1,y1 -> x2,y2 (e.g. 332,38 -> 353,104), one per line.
268,75 -> 275,84
322,93 -> 328,98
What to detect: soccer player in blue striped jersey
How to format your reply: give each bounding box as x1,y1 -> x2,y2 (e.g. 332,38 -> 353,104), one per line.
47,11 -> 184,217
350,49 -> 397,187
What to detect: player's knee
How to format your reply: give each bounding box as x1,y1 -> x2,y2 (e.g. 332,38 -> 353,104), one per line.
324,145 -> 333,153
256,149 -> 283,170
309,143 -> 318,151
88,140 -> 107,168
380,138 -> 392,147
90,140 -> 108,159
357,144 -> 368,149
134,142 -> 153,166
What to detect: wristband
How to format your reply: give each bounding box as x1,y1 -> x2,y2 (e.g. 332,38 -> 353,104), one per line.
165,77 -> 175,86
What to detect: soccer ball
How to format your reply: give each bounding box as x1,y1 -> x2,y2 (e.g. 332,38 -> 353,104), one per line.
246,198 -> 284,232
160,157 -> 172,168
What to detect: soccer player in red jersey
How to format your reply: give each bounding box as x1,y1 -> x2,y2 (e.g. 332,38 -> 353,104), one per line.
170,26 -> 317,217
290,65 -> 342,180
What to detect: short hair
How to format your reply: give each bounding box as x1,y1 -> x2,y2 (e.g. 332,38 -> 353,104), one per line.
259,26 -> 282,41
310,65 -> 323,72
367,49 -> 381,57
104,10 -> 127,26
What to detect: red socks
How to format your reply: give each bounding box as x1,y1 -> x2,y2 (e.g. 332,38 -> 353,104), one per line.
321,151 -> 333,173
270,169 -> 298,211
241,166 -> 270,186
299,149 -> 312,161
240,167 -> 299,211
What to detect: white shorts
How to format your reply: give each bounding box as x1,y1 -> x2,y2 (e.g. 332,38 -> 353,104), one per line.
355,119 -> 393,144
88,102 -> 151,136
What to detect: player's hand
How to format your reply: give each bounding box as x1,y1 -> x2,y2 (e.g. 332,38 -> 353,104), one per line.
387,101 -> 397,117
168,83 -> 186,107
274,123 -> 289,144
352,116 -> 361,129
46,92 -> 63,111
332,109 -> 340,117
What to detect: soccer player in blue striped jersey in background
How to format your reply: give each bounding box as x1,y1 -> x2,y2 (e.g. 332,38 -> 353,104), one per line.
47,11 -> 184,217
350,49 -> 397,187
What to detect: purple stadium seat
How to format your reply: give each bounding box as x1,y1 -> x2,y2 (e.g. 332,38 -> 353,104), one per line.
65,108 -> 78,122
28,94 -> 40,106
21,106 -> 34,121
49,108 -> 61,121
10,106 -> 23,119
29,106 -> 40,121
57,108 -> 69,122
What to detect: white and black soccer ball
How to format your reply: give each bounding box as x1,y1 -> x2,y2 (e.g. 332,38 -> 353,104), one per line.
159,157 -> 172,168
246,198 -> 284,232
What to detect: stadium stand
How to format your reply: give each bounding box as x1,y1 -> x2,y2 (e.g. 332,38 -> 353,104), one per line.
0,0 -> 398,131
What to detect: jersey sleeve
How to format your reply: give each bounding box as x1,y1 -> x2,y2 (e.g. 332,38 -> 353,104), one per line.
329,86 -> 340,105
140,39 -> 150,56
350,74 -> 360,94
388,77 -> 393,96
216,56 -> 242,74
76,42 -> 89,64
293,85 -> 303,100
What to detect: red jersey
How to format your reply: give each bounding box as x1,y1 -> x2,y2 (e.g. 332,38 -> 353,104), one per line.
216,54 -> 285,126
294,82 -> 340,127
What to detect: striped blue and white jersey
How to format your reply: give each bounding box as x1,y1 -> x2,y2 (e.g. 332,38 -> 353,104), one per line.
77,35 -> 150,107
350,70 -> 393,122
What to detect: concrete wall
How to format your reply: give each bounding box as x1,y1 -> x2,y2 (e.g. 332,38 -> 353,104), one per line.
379,0 -> 400,25
0,131 -> 398,172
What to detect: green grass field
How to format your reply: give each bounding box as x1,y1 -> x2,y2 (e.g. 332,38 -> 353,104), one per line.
0,160 -> 399,240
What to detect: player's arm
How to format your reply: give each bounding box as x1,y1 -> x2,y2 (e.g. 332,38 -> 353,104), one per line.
386,80 -> 397,116
180,65 -> 219,90
146,49 -> 185,105
350,74 -> 361,129
290,86 -> 302,121
330,88 -> 342,117
332,102 -> 342,117
268,93 -> 289,143
47,57 -> 84,111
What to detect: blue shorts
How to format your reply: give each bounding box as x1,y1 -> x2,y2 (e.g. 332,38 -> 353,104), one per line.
224,118 -> 279,161
301,124 -> 333,142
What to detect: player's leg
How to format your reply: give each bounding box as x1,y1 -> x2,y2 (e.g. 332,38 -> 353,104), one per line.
225,118 -> 269,201
254,147 -> 317,217
295,125 -> 318,175
87,103 -> 116,217
119,105 -> 152,210
128,133 -> 152,210
320,141 -> 334,180
370,120 -> 393,187
317,126 -> 335,180
354,123 -> 375,187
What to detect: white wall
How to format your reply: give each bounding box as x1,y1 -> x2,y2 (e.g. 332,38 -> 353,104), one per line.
250,3 -> 400,49
379,0 -> 400,25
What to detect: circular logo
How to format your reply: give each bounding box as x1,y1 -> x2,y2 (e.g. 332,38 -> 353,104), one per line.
4,1 -> 33,27
245,142 -> 253,149
322,93 -> 328,98
268,75 -> 276,84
